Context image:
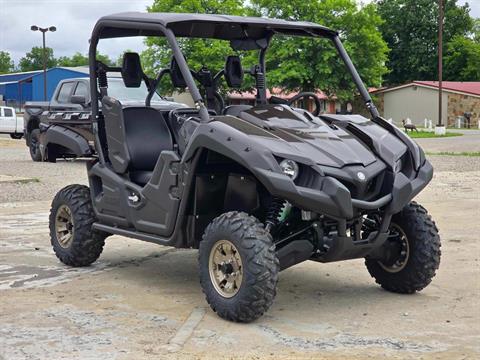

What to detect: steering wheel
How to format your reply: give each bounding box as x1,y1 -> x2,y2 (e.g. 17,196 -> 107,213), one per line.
287,92 -> 322,116
270,92 -> 322,117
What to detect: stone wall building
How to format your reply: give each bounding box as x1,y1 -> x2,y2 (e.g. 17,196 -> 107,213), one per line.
371,81 -> 480,127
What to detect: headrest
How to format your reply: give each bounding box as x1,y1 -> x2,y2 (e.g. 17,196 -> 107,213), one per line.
225,56 -> 243,88
121,52 -> 143,88
170,57 -> 187,88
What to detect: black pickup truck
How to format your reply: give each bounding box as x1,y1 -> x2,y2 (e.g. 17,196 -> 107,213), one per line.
24,77 -> 185,162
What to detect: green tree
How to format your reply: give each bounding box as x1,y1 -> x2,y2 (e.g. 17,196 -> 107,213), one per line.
143,0 -> 388,99
18,46 -> 57,71
444,36 -> 480,81
0,51 -> 14,74
250,0 -> 389,99
96,53 -> 114,66
57,52 -> 89,67
473,18 -> 480,43
142,0 -> 249,92
376,0 -> 473,84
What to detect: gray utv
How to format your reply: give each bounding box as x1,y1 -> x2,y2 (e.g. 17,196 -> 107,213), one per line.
49,12 -> 441,322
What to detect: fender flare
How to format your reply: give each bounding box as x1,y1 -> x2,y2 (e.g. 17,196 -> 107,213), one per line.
25,117 -> 40,146
182,121 -> 300,200
182,121 -> 354,219
44,125 -> 92,157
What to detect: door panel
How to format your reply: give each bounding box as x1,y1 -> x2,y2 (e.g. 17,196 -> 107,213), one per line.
0,108 -> 5,131
129,151 -> 181,237
0,108 -> 16,132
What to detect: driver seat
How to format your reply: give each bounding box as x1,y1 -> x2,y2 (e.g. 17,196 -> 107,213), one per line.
102,52 -> 174,186
222,56 -> 253,117
102,97 -> 173,186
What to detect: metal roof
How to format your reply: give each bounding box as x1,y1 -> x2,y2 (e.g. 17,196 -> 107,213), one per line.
0,70 -> 43,83
95,12 -> 337,40
373,81 -> 480,98
0,67 -> 90,85
414,81 -> 480,97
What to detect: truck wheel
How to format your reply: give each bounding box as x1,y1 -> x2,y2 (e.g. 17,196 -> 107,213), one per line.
365,202 -> 441,294
49,184 -> 106,267
29,129 -> 43,161
10,133 -> 23,139
199,212 -> 279,322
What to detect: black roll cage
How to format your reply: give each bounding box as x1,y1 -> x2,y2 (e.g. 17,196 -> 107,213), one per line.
88,15 -> 379,164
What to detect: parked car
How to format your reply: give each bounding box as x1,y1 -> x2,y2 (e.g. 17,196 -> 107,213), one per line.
49,12 -> 441,323
23,77 -> 186,162
0,106 -> 23,139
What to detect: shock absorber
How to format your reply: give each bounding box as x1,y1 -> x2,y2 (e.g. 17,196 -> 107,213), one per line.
265,197 -> 285,232
97,64 -> 108,97
256,71 -> 265,90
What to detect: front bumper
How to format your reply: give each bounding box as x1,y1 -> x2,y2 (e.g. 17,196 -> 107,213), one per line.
256,159 -> 433,220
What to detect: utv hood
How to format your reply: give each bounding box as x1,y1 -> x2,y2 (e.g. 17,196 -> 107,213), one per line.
220,105 -> 407,169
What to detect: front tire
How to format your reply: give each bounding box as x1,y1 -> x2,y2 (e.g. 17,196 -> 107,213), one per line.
49,184 -> 106,267
10,133 -> 23,139
199,212 -> 279,322
365,202 -> 441,294
29,129 -> 43,162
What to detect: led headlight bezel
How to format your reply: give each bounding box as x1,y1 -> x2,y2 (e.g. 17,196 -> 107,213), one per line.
279,159 -> 299,180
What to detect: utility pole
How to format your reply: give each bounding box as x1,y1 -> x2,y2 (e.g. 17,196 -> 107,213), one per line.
436,0 -> 446,134
30,25 -> 56,101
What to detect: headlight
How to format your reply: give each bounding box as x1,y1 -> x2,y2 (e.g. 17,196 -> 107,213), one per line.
279,159 -> 299,180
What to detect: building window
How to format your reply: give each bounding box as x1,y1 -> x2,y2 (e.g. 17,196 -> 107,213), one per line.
56,82 -> 75,103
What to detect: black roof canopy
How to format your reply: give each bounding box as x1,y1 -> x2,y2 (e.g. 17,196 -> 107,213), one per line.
94,12 -> 337,40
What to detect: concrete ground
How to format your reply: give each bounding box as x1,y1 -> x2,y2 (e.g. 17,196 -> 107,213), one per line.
0,135 -> 479,359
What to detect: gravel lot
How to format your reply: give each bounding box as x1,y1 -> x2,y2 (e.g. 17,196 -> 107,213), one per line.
0,135 -> 479,359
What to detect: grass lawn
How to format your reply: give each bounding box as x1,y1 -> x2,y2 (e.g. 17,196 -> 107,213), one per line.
406,130 -> 462,139
426,151 -> 480,157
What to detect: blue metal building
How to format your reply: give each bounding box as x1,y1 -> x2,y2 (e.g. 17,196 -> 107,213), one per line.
0,67 -> 89,108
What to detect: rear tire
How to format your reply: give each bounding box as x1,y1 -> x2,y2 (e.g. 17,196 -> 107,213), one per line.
365,202 -> 441,294
199,212 -> 279,322
49,184 -> 106,267
10,133 -> 22,139
29,129 -> 43,162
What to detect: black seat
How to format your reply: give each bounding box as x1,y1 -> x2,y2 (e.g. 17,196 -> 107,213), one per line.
101,52 -> 174,186
123,107 -> 173,185
102,98 -> 174,186
221,56 -> 252,117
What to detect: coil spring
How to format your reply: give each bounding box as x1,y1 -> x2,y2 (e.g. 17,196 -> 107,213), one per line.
97,69 -> 108,89
256,72 -> 265,90
265,197 -> 284,230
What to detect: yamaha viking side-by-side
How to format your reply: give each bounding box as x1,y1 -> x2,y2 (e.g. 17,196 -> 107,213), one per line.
49,12 -> 441,322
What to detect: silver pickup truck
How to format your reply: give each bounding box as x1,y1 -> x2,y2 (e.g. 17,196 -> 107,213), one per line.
23,77 -> 185,162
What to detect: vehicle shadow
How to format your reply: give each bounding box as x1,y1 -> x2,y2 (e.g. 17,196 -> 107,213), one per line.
96,246 -> 427,321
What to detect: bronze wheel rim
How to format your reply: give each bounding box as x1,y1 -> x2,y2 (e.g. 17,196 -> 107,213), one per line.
208,240 -> 243,298
55,205 -> 74,248
378,223 -> 410,273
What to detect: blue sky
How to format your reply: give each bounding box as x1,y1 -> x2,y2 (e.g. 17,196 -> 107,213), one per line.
0,0 -> 478,65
